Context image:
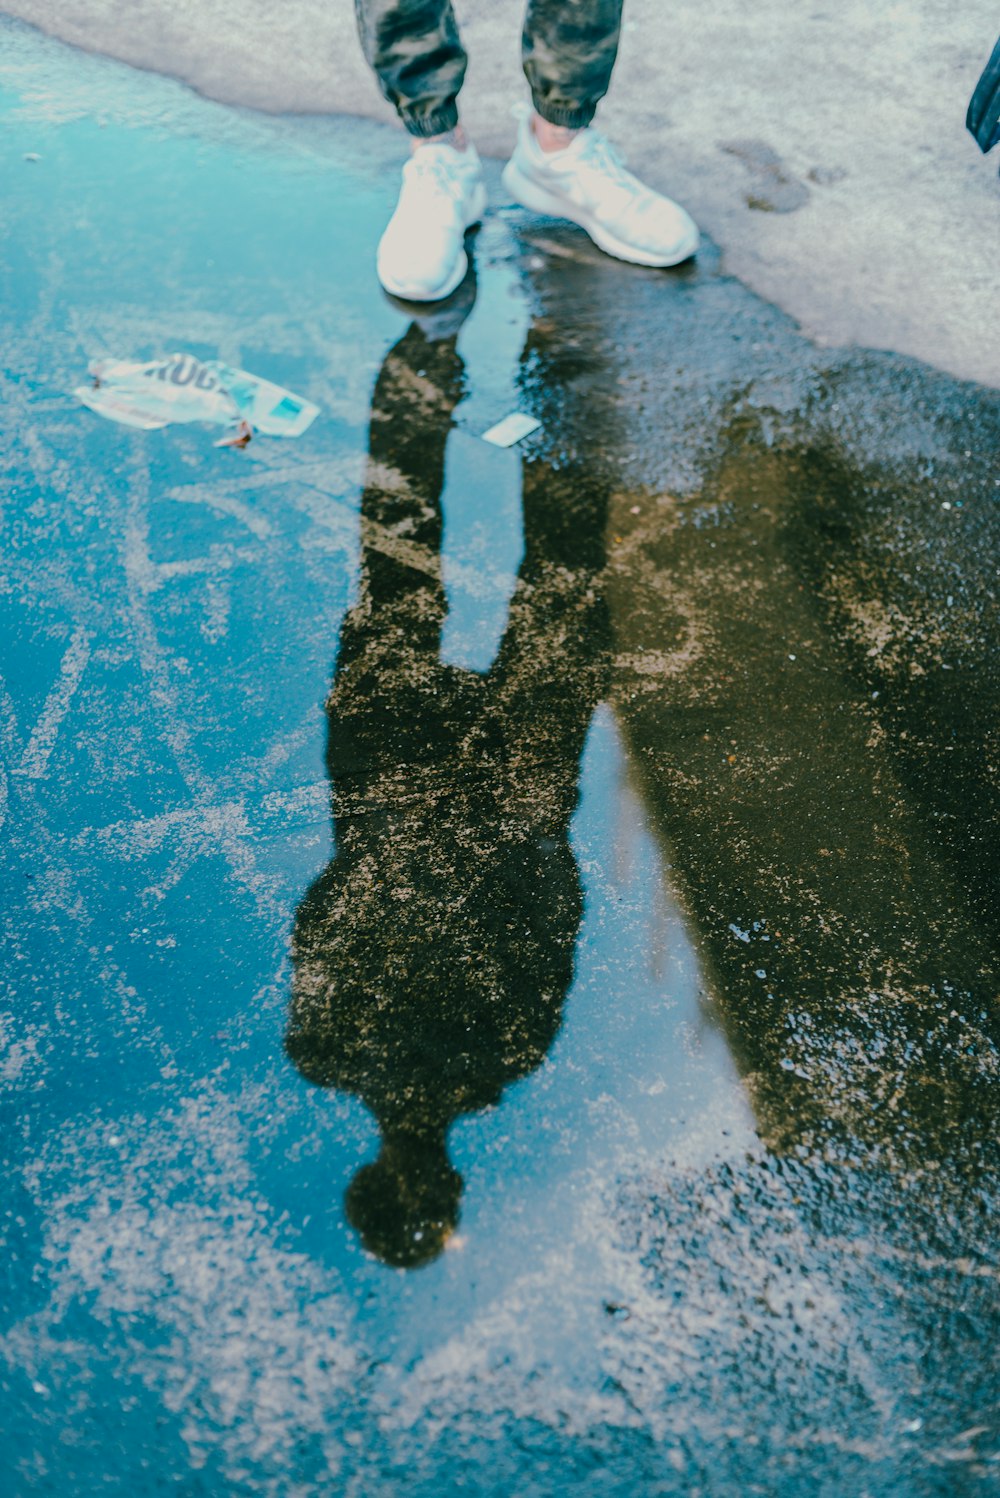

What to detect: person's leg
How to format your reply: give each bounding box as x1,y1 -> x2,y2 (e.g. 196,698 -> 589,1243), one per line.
521,0 -> 624,134
357,0 -> 486,299
504,0 -> 698,267
355,0 -> 468,139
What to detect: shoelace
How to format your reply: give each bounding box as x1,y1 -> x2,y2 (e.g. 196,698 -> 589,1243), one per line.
405,148 -> 473,203
575,130 -> 633,188
573,131 -> 661,221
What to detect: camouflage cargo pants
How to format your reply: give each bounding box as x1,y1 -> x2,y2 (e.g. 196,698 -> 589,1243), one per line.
354,0 -> 624,137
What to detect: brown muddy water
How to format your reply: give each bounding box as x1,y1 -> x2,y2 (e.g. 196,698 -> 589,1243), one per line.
1,21 -> 998,1497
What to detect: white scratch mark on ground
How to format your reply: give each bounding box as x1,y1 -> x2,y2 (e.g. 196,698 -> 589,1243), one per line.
17,626 -> 91,780
73,780 -> 328,856
0,679 -> 26,769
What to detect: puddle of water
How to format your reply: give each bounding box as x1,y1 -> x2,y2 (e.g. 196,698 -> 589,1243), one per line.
438,253 -> 529,673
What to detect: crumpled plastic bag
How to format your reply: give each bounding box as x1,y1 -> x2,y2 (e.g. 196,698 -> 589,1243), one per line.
75,353 -> 319,447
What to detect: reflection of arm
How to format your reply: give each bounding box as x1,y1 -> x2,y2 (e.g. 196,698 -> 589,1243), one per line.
488,458 -> 612,835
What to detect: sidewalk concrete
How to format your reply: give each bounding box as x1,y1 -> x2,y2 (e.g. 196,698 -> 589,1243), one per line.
3,0 -> 998,387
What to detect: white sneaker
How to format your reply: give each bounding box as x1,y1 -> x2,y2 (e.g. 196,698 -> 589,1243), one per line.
501,111 -> 698,268
377,142 -> 488,302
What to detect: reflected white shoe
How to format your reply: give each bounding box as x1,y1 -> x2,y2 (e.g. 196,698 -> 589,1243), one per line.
377,142 -> 488,302
501,110 -> 698,267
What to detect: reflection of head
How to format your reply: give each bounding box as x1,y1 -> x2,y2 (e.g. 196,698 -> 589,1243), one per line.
287,838 -> 571,1268
346,1132 -> 462,1269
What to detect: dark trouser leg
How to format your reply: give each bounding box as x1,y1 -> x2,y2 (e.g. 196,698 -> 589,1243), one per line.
354,0 -> 468,138
521,0 -> 625,129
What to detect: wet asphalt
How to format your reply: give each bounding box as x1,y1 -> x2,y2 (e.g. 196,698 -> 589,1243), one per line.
1,23 -> 999,1498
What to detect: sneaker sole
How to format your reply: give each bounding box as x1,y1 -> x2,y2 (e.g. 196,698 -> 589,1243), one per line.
377,182 -> 488,303
501,160 -> 698,268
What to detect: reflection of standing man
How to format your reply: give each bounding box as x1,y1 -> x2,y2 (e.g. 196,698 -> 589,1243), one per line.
355,0 -> 699,300
286,296 -> 611,1267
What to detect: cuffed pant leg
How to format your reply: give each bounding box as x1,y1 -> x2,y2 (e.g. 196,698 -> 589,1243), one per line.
521,0 -> 625,129
355,0 -> 467,138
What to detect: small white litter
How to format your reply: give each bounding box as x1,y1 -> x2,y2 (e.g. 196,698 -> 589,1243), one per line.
481,412 -> 540,448
75,352 -> 319,447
